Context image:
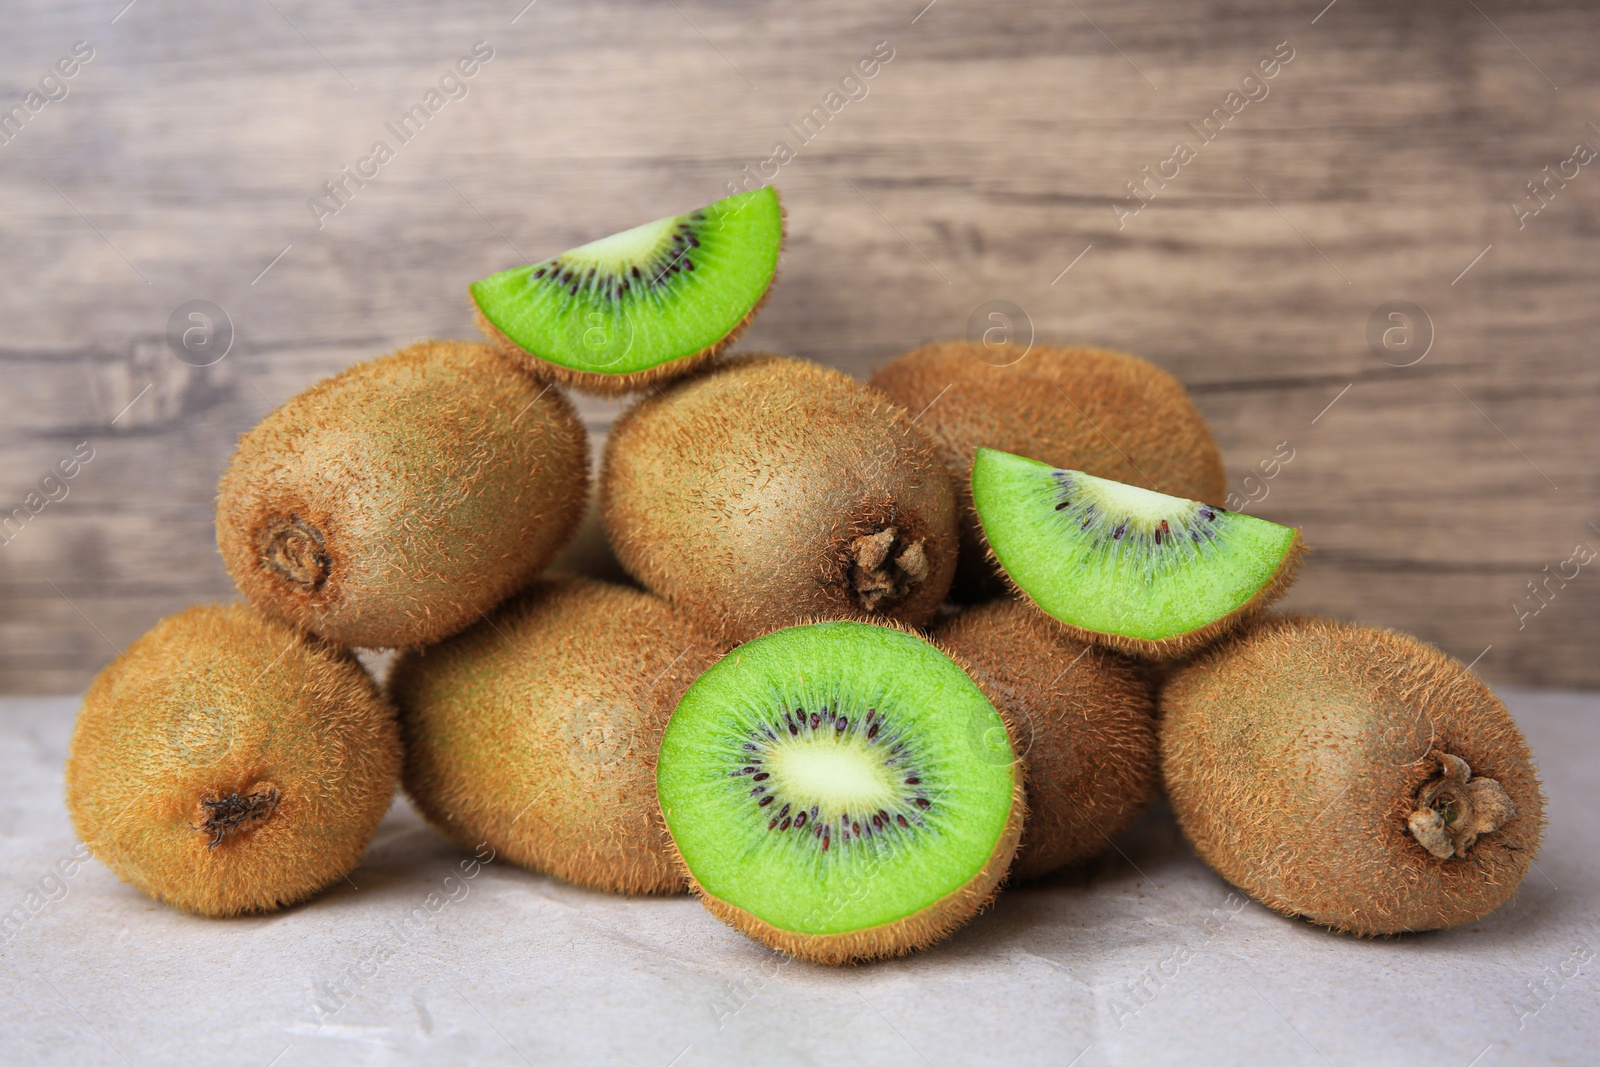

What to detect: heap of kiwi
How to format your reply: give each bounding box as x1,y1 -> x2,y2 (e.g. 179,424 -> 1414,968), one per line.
65,604 -> 399,917
391,577 -> 724,895
62,185 -> 1547,961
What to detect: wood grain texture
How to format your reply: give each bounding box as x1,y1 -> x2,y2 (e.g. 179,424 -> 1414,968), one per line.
1,0 -> 1596,693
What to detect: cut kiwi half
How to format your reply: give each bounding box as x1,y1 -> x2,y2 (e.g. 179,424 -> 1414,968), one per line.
971,447 -> 1303,657
471,186 -> 784,396
657,621 -> 1024,965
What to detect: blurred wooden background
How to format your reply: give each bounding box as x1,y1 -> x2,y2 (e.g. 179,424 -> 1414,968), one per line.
1,0 -> 1595,693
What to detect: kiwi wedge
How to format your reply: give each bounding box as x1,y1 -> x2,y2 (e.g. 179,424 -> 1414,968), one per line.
1161,616 -> 1544,935
472,186 -> 784,396
391,577 -> 724,895
934,600 -> 1158,881
65,604 -> 400,917
972,448 -> 1303,657
657,620 -> 1025,965
869,342 -> 1227,597
215,339 -> 588,649
602,355 -> 958,644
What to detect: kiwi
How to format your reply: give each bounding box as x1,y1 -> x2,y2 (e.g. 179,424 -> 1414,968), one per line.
869,342 -> 1226,596
972,449 -> 1302,657
390,577 -> 724,895
472,186 -> 784,396
601,355 -> 959,644
65,603 -> 399,917
933,600 -> 1158,881
1160,616 -> 1545,935
216,339 -> 588,649
657,620 -> 1024,964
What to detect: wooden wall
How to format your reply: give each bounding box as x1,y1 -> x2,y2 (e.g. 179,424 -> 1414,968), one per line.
1,0 -> 1596,692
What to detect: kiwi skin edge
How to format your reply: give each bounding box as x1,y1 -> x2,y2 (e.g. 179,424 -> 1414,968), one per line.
665,616 -> 1028,966
687,808 -> 1023,966
65,603 -> 401,918
1160,615 -> 1545,936
985,519 -> 1307,661
934,599 -> 1159,882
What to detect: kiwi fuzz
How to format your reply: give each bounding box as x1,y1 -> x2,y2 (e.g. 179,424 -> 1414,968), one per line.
934,600 -> 1158,881
601,355 -> 959,644
65,603 -> 401,918
1160,616 -> 1545,935
216,339 -> 589,649
391,577 -> 726,895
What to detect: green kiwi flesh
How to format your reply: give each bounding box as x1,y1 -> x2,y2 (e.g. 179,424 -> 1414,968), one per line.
471,187 -> 783,394
657,621 -> 1024,964
971,448 -> 1303,657
1160,616 -> 1544,935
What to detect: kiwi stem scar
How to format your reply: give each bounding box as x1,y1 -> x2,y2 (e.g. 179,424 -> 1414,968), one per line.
846,527 -> 929,612
195,784 -> 280,849
258,515 -> 329,590
1406,751 -> 1517,860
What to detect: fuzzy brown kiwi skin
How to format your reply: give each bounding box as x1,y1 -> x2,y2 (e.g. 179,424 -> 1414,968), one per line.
216,339 -> 589,649
391,577 -> 726,896
662,615 -> 1027,965
870,342 -> 1227,598
65,603 -> 400,918
983,517 -> 1306,660
1159,615 -> 1545,936
934,599 -> 1159,881
600,355 -> 959,645
472,200 -> 785,398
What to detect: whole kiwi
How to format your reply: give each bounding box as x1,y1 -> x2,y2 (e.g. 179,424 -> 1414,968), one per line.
1161,615 -> 1545,935
66,603 -> 400,917
390,577 -> 725,894
216,339 -> 588,648
934,599 -> 1159,880
601,355 -> 959,644
869,342 -> 1226,596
